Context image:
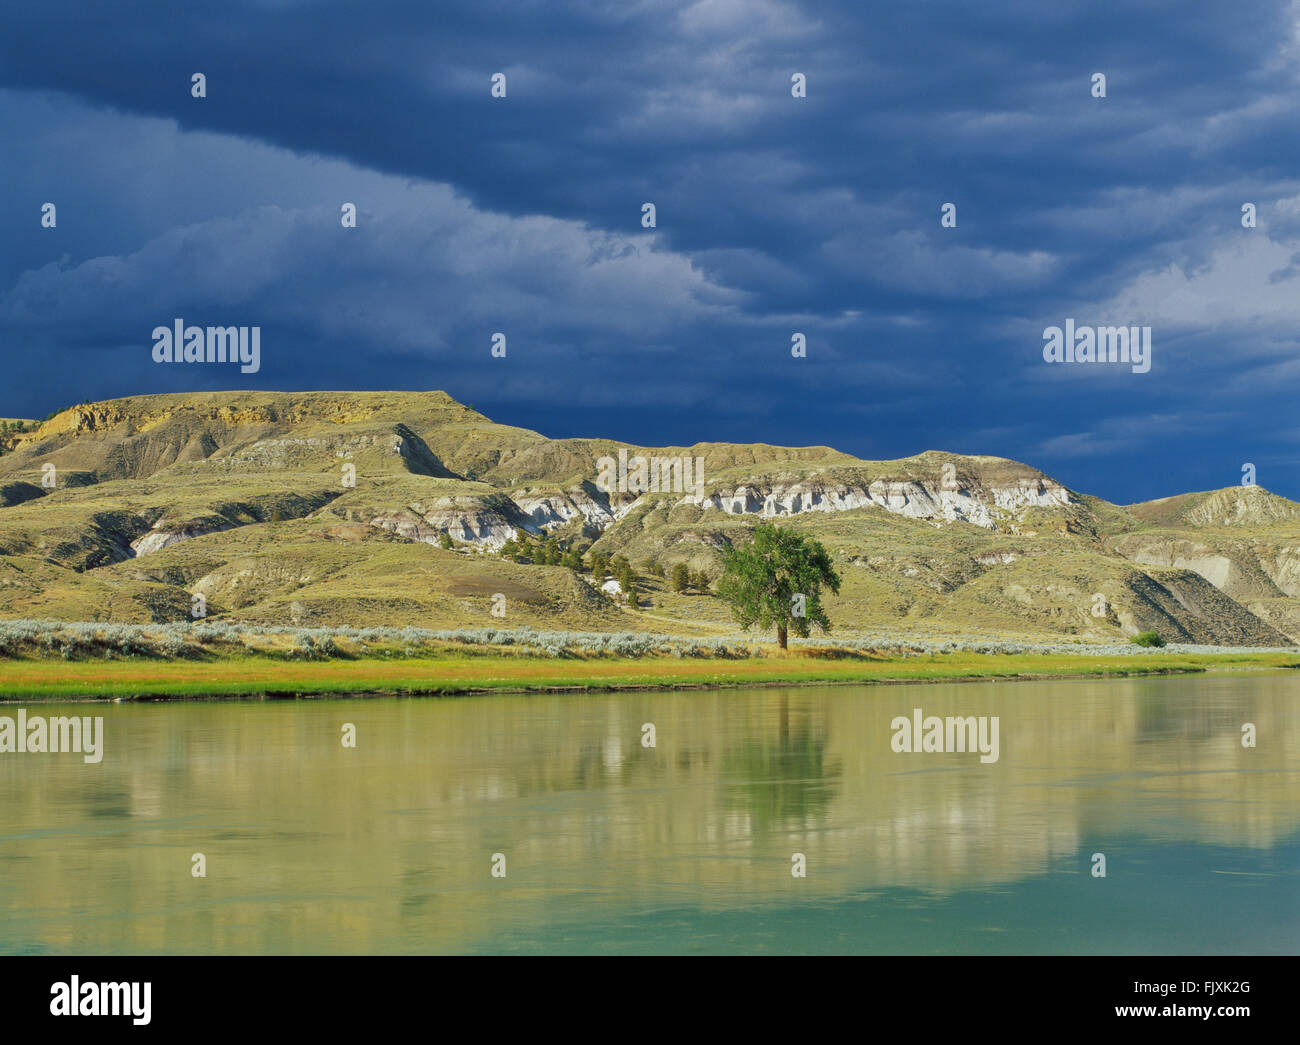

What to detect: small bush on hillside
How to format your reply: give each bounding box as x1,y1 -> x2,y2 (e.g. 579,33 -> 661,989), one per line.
1131,631 -> 1166,648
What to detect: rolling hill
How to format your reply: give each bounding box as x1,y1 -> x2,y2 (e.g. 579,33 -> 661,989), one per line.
0,389 -> 1295,646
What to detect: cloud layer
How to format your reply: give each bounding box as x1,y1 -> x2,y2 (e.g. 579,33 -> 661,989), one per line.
2,0 -> 1300,502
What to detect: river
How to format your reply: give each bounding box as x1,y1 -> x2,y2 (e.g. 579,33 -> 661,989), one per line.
1,674 -> 1296,954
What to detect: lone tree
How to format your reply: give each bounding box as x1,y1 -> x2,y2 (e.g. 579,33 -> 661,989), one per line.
716,523 -> 840,650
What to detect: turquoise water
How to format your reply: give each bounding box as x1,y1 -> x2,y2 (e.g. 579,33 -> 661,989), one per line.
1,674 -> 1297,954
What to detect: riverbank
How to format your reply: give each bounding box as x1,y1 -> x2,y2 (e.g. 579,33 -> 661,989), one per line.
2,648 -> 1297,700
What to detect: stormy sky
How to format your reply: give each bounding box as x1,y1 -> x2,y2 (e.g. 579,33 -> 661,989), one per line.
3,0 -> 1299,503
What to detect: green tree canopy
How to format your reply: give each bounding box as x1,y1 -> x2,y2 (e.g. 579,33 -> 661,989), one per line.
670,562 -> 690,593
716,523 -> 841,650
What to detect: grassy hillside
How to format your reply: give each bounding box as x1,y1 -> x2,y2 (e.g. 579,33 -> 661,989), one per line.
1,389 -> 1298,647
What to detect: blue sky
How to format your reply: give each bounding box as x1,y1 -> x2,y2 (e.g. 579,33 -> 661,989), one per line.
2,0 -> 1299,503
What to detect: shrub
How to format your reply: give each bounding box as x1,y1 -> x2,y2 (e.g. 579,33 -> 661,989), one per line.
160,634 -> 187,658
292,630 -> 320,658
1131,631 -> 1166,648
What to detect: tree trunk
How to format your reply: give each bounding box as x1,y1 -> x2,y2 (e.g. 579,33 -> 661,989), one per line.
777,624 -> 788,650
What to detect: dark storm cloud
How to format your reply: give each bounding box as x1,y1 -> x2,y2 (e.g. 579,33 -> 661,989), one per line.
2,0 -> 1300,501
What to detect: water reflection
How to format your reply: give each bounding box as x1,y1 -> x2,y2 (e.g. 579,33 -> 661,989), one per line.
0,674 -> 1296,953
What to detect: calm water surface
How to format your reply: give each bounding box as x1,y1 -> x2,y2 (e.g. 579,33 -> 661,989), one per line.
1,674 -> 1297,954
